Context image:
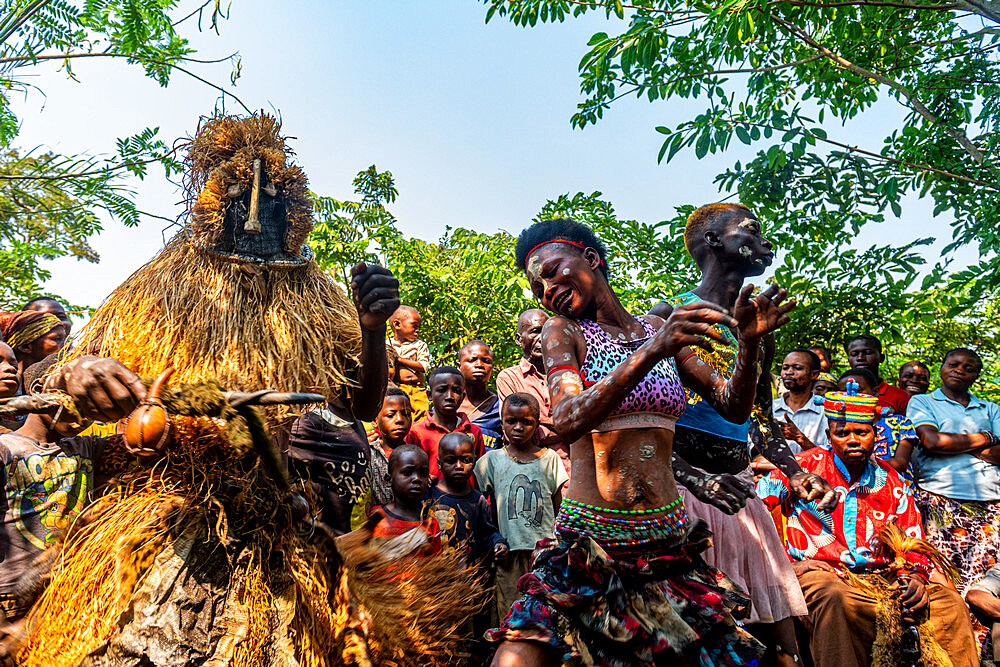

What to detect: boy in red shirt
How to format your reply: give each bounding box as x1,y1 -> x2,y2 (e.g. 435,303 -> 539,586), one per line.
405,366 -> 485,480
371,444 -> 440,561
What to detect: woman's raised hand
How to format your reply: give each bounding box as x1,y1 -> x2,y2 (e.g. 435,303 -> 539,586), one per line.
653,301 -> 737,358
734,283 -> 795,341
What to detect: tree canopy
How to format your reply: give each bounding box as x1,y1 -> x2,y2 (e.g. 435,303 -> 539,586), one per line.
478,0 -> 999,305
0,0 -> 238,310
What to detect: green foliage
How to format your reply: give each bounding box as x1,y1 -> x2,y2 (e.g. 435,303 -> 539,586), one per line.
312,165 -> 1000,400
309,166 -> 535,373
479,0 -> 1000,295
0,0 -> 234,309
310,165 -> 399,288
381,228 -> 534,371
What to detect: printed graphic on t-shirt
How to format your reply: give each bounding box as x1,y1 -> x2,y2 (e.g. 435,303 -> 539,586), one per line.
7,453 -> 93,550
507,473 -> 544,529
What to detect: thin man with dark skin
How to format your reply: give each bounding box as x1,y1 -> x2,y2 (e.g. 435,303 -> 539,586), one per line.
649,207 -> 836,515
775,349 -> 822,450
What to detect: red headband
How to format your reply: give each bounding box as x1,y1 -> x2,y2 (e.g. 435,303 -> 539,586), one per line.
524,239 -> 601,269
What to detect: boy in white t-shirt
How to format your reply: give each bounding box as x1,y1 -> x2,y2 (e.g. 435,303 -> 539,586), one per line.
474,392 -> 568,620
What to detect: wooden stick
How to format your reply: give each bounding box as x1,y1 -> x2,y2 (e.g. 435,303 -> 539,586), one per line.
245,157 -> 262,233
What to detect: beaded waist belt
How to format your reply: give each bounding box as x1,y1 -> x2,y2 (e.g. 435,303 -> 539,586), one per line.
555,497 -> 690,547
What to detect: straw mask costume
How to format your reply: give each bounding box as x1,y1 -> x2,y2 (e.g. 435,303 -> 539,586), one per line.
62,115 -> 360,426
16,114 -> 482,667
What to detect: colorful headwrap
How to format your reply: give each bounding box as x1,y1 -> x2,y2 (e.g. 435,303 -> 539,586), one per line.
0,311 -> 62,350
816,372 -> 837,385
813,380 -> 890,423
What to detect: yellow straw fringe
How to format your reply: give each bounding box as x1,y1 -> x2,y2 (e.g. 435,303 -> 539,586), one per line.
64,237 -> 361,426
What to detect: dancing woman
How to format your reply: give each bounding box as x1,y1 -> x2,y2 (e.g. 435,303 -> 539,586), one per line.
489,218 -> 793,667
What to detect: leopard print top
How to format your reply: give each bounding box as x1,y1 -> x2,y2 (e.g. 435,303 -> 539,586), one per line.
576,316 -> 688,429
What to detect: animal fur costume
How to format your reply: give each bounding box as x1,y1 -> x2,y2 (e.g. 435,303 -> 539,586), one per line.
16,115 -> 482,667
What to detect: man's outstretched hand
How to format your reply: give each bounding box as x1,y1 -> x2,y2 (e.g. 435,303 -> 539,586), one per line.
351,262 -> 400,332
790,471 -> 839,512
46,356 -> 147,423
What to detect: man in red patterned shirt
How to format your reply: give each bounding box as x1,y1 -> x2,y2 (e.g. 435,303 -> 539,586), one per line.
757,385 -> 976,666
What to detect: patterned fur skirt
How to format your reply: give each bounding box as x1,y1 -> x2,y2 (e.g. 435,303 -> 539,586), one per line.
485,519 -> 764,666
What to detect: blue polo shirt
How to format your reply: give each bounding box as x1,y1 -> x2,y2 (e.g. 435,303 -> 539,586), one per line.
906,389 -> 1000,501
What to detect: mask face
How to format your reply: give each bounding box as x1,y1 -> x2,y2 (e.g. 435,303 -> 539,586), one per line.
185,114 -> 314,267
215,172 -> 294,264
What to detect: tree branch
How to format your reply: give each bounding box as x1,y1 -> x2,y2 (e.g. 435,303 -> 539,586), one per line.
0,145 -> 182,182
0,51 -> 251,113
912,25 -> 1000,46
953,0 -> 1000,23
582,54 -> 825,119
773,0 -> 958,9
732,118 -> 998,190
770,15 -> 986,164
0,0 -> 51,48
172,0 -> 216,26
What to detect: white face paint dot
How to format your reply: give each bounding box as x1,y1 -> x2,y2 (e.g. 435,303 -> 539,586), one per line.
562,267 -> 571,276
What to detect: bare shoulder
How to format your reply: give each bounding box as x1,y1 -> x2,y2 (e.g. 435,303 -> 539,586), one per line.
541,316 -> 584,343
647,300 -> 674,319
639,313 -> 667,329
542,315 -> 578,334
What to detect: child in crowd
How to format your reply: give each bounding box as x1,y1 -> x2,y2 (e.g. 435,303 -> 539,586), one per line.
356,388 -> 413,524
371,444 -> 440,562
405,366 -> 486,481
432,431 -> 507,665
0,357 -> 114,622
387,305 -> 431,422
474,392 -> 568,619
430,432 -> 508,565
811,372 -> 838,397
0,343 -> 19,434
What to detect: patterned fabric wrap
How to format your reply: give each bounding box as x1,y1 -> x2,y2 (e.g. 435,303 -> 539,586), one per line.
486,521 -> 764,666
916,489 -> 1000,651
871,414 -> 919,491
0,311 -> 61,350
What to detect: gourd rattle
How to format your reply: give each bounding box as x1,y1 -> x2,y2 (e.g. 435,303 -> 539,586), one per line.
124,367 -> 175,457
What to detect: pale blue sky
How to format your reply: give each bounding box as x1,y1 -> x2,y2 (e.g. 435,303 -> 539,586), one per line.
10,0 -> 968,314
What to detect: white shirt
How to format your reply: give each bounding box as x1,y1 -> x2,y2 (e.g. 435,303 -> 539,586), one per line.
387,337 -> 431,373
772,394 -> 828,453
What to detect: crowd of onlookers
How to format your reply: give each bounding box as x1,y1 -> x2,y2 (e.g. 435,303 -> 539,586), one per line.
2,293 -> 1000,666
